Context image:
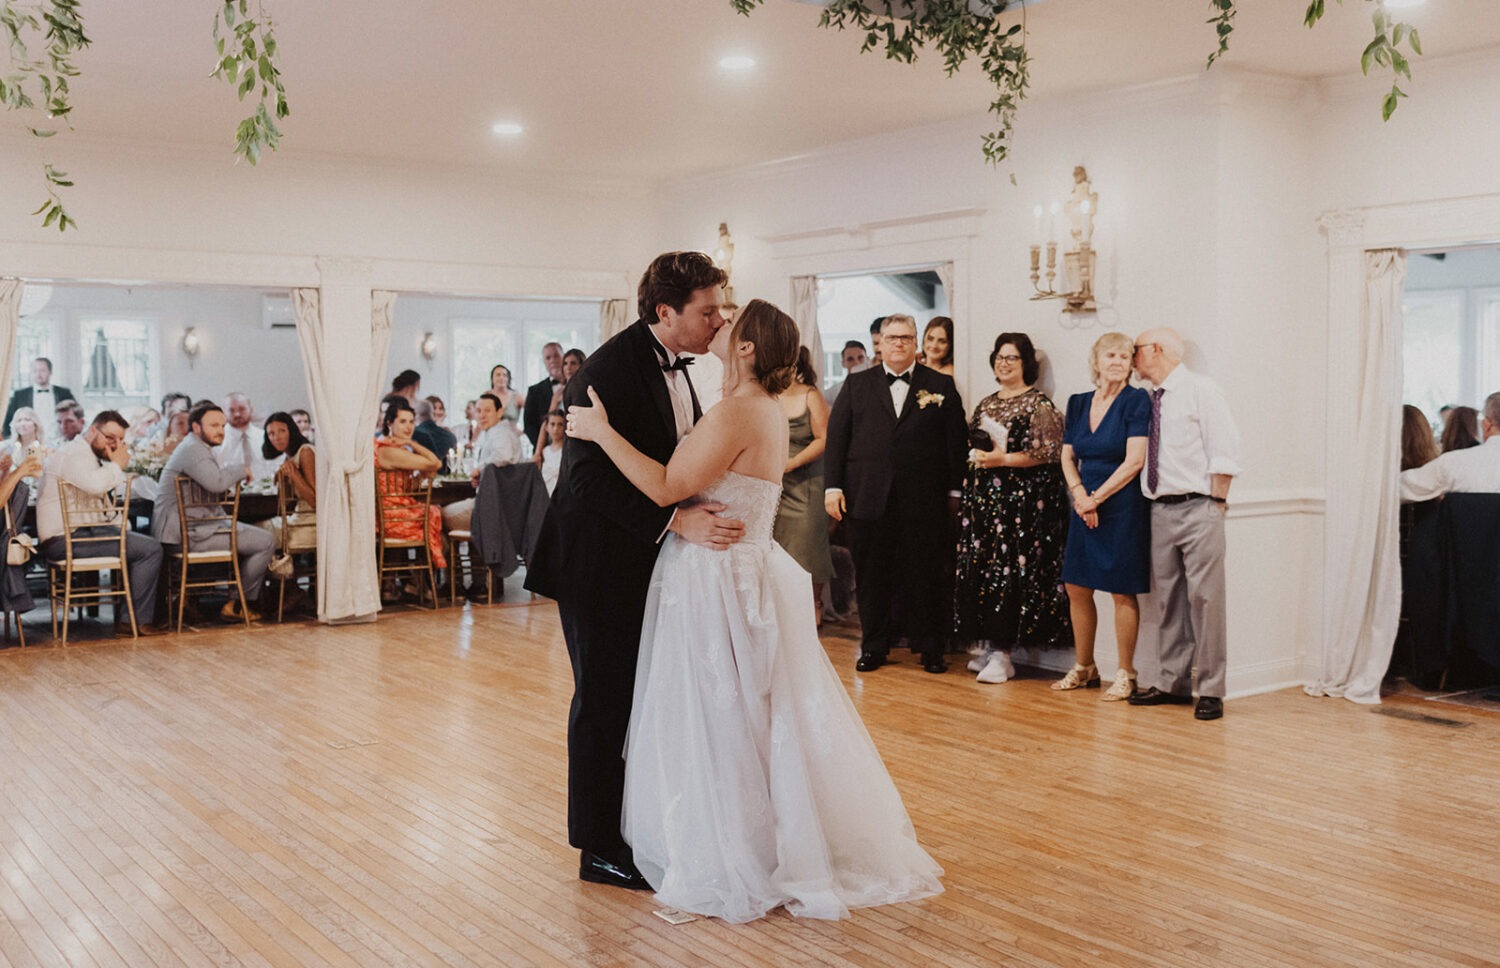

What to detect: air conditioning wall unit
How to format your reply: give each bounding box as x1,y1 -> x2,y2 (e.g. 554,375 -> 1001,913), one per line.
262,293 -> 296,330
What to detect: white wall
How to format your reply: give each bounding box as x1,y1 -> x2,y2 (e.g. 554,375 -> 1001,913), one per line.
653,68 -> 1334,694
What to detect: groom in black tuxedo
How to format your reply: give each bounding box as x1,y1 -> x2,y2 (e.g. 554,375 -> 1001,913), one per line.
526,251 -> 744,890
824,314 -> 968,674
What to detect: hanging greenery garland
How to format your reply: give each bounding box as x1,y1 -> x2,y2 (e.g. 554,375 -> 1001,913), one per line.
732,0 -> 1424,169
0,0 -> 289,231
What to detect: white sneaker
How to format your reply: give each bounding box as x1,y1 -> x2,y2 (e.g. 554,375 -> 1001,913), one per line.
966,649 -> 992,672
975,652 -> 1015,684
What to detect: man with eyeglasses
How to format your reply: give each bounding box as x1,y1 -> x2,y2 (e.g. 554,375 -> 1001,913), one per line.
825,313 -> 968,675
36,410 -> 167,635
1127,328 -> 1241,720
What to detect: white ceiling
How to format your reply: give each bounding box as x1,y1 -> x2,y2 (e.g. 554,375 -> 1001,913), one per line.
13,0 -> 1500,182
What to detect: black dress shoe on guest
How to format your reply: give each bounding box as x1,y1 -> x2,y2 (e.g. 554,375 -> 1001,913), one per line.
922,657 -> 948,674
1194,696 -> 1224,720
855,653 -> 887,672
579,851 -> 652,891
1127,686 -> 1193,706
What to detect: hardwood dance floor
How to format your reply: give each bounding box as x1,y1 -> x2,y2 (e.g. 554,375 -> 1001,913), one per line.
1,601 -> 1497,967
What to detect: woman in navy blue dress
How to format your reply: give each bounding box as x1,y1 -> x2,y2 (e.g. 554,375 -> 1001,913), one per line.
1054,332 -> 1151,700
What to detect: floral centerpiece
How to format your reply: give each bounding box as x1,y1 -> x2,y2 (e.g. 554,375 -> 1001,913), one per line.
125,438 -> 168,480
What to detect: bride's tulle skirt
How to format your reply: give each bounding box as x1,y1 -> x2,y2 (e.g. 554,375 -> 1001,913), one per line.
622,535 -> 944,924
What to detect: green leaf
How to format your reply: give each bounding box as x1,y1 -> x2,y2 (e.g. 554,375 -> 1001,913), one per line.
1392,23 -> 1406,46
1408,28 -> 1422,55
42,205 -> 59,227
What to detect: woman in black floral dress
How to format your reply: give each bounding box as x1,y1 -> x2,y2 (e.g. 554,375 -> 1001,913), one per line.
953,333 -> 1072,684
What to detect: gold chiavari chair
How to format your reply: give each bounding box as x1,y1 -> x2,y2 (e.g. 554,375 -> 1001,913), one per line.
165,476 -> 249,631
375,468 -> 438,609
48,479 -> 136,645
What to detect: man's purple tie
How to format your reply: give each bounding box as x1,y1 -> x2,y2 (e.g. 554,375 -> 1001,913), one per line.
1146,387 -> 1164,493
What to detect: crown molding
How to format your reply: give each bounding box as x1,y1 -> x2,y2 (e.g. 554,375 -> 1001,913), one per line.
762,207 -> 987,261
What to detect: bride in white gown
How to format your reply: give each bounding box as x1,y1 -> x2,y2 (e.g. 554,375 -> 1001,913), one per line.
566,299 -> 943,924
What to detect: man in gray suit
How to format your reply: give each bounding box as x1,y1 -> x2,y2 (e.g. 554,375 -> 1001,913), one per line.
153,400 -> 274,622
36,409 -> 167,635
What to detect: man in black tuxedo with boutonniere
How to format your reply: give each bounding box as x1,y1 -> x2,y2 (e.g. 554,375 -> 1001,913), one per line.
526,251 -> 745,891
523,342 -> 565,450
824,313 -> 968,675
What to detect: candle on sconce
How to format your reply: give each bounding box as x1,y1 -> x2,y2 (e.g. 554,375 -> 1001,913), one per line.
1029,245 -> 1041,273
1048,200 -> 1062,243
1032,204 -> 1044,244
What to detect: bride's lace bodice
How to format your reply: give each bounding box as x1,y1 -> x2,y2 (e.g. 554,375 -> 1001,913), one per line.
696,471 -> 782,543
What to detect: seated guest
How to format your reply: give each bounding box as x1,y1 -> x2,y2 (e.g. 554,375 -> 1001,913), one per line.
153,392 -> 192,441
3,356 -> 73,437
424,396 -> 448,426
160,409 -> 191,458
540,409 -> 565,495
37,411 -> 167,634
1441,405 -> 1481,453
4,405 -> 48,462
126,407 -> 162,443
374,398 -> 447,571
441,391 -> 524,533
264,412 -> 316,551
215,392 -> 281,478
1401,405 -> 1440,471
412,397 -> 458,472
1401,392 -> 1500,502
153,401 -> 274,622
289,408 -> 315,444
391,369 -> 422,403
56,399 -> 85,443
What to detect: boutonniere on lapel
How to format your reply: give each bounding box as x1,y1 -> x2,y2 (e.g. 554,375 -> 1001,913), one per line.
915,389 -> 944,410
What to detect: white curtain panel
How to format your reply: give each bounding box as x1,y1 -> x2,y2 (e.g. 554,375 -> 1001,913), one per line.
936,261 -> 955,312
1306,248 -> 1406,704
790,276 -> 821,383
293,288 -> 394,621
0,279 -> 20,403
599,298 -> 629,343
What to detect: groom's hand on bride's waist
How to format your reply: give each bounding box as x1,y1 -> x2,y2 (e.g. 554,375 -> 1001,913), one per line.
670,501 -> 745,551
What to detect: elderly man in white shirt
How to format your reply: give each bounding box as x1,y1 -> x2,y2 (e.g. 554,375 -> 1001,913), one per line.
1401,392 -> 1500,502
1127,327 -> 1242,721
213,391 -> 282,479
36,409 -> 166,634
442,391 -> 524,535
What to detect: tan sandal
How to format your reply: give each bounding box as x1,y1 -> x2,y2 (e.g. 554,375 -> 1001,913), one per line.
1102,668 -> 1137,701
1050,663 -> 1100,691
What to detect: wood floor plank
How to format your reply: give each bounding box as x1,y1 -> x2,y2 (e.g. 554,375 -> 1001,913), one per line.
2,602 -> 1499,967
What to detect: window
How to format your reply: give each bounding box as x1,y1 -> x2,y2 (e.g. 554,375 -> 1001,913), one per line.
12,315 -> 55,389
77,316 -> 157,414
1401,290 -> 1465,422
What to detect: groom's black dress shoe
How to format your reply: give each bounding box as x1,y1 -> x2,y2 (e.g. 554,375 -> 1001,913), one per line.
579,851 -> 652,891
1126,686 -> 1193,706
855,653 -> 887,672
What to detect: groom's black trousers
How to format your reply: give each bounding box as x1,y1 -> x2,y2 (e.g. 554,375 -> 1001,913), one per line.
558,595 -> 647,857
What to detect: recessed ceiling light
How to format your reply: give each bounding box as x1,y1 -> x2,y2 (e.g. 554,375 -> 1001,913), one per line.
491,121 -> 524,136
719,55 -> 756,72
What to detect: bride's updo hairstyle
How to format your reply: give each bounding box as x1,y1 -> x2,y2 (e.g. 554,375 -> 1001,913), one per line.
731,299 -> 801,396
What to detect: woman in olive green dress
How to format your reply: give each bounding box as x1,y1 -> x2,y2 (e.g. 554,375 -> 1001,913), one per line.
774,346 -> 835,625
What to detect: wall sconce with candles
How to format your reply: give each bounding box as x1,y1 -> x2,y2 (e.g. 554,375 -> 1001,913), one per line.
1029,166 -> 1098,313
182,326 -> 201,368
420,331 -> 437,361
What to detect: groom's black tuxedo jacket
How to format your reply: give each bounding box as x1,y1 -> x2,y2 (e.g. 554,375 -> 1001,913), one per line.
526,319 -> 696,612
824,363 -> 968,522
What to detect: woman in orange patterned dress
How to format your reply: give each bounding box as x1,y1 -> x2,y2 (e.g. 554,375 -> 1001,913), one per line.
374,398 -> 447,570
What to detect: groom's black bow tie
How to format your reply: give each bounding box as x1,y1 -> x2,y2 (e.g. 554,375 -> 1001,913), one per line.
885,371 -> 910,385
661,356 -> 694,373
